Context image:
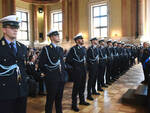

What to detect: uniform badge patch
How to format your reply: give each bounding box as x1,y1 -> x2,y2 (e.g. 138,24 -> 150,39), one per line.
2,41 -> 5,46
50,45 -> 52,48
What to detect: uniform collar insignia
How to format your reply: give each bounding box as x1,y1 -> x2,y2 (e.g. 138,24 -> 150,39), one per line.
50,44 -> 53,48
2,40 -> 5,46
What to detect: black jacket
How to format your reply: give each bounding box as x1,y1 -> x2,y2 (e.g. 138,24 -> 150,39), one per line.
0,37 -> 28,100
39,44 -> 66,82
66,45 -> 86,81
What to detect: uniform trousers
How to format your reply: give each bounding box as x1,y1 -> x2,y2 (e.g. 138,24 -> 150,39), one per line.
0,97 -> 27,113
72,74 -> 86,106
45,81 -> 64,113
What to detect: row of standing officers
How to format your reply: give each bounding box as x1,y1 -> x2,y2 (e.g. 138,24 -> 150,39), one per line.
0,15 -> 139,113
65,34 -> 138,112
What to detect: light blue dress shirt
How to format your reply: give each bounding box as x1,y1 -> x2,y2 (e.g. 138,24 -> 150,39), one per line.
5,39 -> 17,53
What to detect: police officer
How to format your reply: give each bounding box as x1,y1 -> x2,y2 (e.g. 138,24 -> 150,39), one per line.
87,37 -> 100,101
141,42 -> 150,84
112,40 -> 119,80
120,42 -> 126,74
106,39 -> 114,85
39,30 -> 66,113
117,41 -> 123,76
0,15 -> 28,113
66,33 -> 90,112
98,38 -> 108,88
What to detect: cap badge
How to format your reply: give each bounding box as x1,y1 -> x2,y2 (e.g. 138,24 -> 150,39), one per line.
16,17 -> 19,21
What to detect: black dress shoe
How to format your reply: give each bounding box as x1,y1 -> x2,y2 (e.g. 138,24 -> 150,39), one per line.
79,101 -> 90,106
39,92 -> 46,96
106,82 -> 112,85
110,79 -> 115,82
102,84 -> 108,88
71,106 -> 79,112
92,92 -> 100,95
97,88 -> 104,92
87,96 -> 94,101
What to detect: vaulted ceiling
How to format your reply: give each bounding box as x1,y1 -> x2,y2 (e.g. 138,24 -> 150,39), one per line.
21,0 -> 60,4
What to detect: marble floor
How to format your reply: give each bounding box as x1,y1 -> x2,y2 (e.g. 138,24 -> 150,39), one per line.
27,64 -> 148,113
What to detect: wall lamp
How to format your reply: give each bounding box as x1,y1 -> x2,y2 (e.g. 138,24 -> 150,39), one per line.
38,8 -> 43,13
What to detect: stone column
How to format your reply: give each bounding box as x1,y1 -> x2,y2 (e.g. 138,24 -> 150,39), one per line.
74,0 -> 79,35
62,0 -> 67,41
68,0 -> 73,41
121,0 -> 128,37
2,0 -> 16,17
43,5 -> 47,42
33,5 -> 39,43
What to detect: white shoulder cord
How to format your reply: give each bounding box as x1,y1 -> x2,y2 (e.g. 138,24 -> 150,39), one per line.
44,46 -> 60,70
73,47 -> 85,63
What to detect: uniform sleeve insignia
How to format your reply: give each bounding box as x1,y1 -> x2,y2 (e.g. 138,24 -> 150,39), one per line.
2,40 -> 5,46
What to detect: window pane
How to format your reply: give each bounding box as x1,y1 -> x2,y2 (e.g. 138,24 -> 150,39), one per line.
21,32 -> 28,40
100,5 -> 107,15
21,22 -> 27,30
16,11 -> 29,41
52,11 -> 63,40
17,31 -> 22,40
59,32 -> 62,40
58,23 -> 62,30
58,13 -> 62,22
93,18 -> 100,27
100,17 -> 107,26
16,12 -> 21,20
93,7 -> 100,17
100,28 -> 107,37
22,13 -> 27,21
54,14 -> 58,22
93,29 -> 100,37
53,23 -> 58,30
91,4 -> 108,38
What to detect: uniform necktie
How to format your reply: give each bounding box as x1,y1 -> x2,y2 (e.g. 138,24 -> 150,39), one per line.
10,42 -> 16,56
55,46 -> 60,55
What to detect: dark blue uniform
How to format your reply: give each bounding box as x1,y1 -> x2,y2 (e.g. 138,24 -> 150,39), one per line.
141,48 -> 150,83
106,46 -> 113,84
87,45 -> 99,98
0,37 -> 28,113
98,46 -> 107,88
39,44 -> 66,113
66,45 -> 88,108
